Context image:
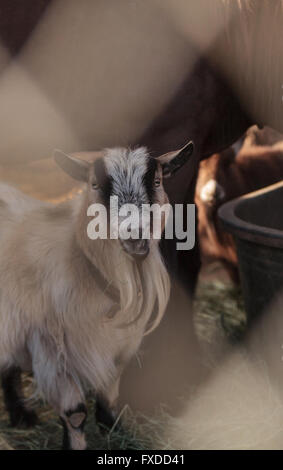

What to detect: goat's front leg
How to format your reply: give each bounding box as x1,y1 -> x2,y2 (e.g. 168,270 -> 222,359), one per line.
53,379 -> 87,450
45,374 -> 87,450
31,337 -> 87,450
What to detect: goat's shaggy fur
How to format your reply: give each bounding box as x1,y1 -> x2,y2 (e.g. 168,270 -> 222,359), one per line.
0,144 -> 182,449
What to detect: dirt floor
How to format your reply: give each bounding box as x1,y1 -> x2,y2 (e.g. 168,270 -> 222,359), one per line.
0,261 -> 247,450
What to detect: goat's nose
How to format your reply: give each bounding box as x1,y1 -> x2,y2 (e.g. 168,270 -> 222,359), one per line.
121,238 -> 149,260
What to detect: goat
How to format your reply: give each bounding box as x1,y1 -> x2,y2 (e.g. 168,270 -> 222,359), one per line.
0,141 -> 194,449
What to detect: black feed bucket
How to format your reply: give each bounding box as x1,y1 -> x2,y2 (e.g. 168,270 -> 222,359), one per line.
218,181 -> 283,323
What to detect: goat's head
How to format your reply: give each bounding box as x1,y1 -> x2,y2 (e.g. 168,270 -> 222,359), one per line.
54,142 -> 194,260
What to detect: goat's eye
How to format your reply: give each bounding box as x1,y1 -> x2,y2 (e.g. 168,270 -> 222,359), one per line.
92,182 -> 99,190
154,178 -> 161,187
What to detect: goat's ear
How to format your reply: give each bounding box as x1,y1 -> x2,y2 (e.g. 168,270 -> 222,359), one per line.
54,149 -> 90,182
157,141 -> 194,178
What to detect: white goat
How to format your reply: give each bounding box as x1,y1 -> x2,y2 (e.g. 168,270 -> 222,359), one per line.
0,142 -> 194,449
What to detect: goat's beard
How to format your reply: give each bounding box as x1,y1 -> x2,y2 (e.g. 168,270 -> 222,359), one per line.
75,195 -> 170,335
81,233 -> 171,336
119,240 -> 170,335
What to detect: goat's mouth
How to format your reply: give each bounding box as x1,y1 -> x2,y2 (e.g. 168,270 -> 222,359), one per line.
120,239 -> 150,261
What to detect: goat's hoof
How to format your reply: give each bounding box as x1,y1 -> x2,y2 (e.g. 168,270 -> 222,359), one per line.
9,406 -> 39,428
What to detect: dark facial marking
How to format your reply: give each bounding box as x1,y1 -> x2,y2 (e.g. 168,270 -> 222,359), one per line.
93,158 -> 112,206
144,157 -> 157,204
